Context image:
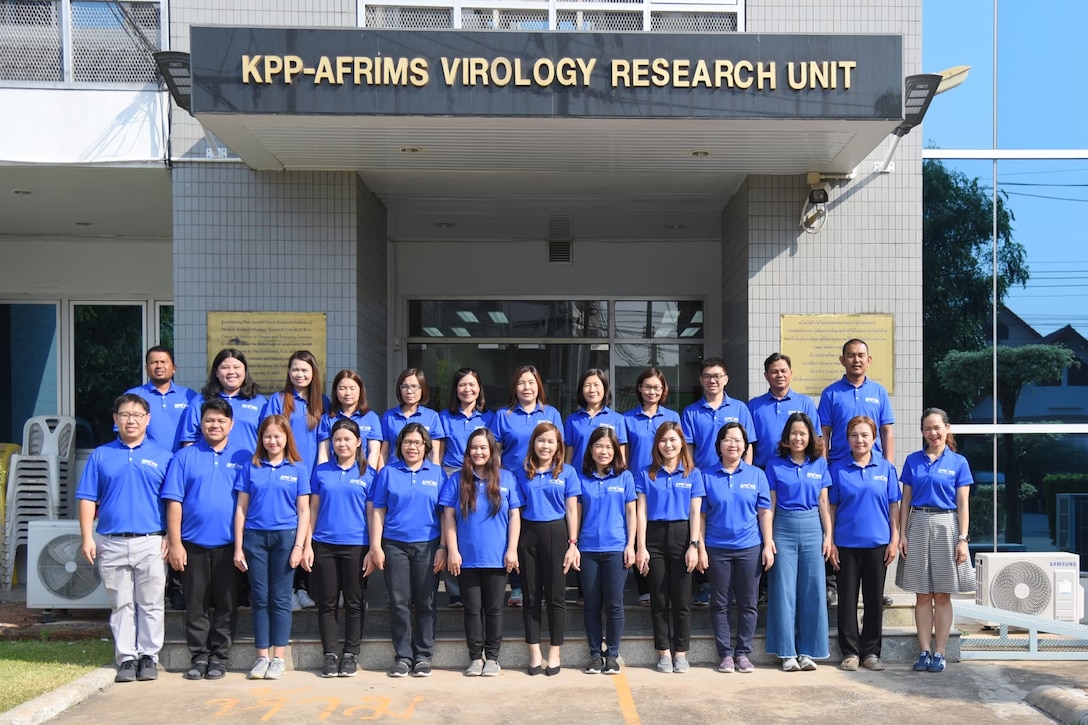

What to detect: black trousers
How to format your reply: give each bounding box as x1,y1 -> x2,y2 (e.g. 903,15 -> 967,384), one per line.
383,538 -> 439,664
312,541 -> 368,655
519,518 -> 568,646
835,545 -> 887,659
182,541 -> 240,663
459,568 -> 507,660
645,519 -> 693,652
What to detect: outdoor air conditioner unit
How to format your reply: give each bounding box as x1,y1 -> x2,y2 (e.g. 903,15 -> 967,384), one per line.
26,520 -> 108,609
975,552 -> 1083,623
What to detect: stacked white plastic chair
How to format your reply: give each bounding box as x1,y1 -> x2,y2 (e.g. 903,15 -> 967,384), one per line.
2,416 -> 76,590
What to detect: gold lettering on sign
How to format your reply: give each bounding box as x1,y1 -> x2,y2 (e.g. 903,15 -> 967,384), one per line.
284,56 -> 304,83
263,55 -> 283,81
533,58 -> 554,85
409,57 -> 429,85
242,55 -> 263,83
612,59 -> 630,87
313,56 -> 335,84
384,57 -> 409,85
758,61 -> 776,90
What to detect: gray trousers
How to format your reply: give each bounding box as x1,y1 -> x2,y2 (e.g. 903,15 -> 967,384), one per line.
96,534 -> 167,665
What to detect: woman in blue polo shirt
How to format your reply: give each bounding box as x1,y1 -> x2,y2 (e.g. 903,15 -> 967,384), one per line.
439,368 -> 495,472
623,367 -> 680,607
379,369 -> 444,466
829,415 -> 901,672
896,407 -> 975,674
515,421 -> 580,676
440,428 -> 521,677
634,421 -> 704,674
262,350 -> 329,476
233,414 -> 311,681
577,427 -> 635,675
304,418 -> 375,678
492,365 -> 562,607
369,423 -> 447,678
181,348 -> 267,453
317,369 -> 382,471
564,368 -> 628,468
765,412 -> 832,672
698,422 -> 773,675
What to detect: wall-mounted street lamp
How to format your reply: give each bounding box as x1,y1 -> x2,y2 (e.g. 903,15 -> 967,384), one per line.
874,66 -> 970,173
153,50 -> 227,158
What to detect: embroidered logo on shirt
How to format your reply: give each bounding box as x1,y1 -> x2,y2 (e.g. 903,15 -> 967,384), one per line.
739,482 -> 757,490
865,397 -> 880,404
350,478 -> 367,487
549,478 -> 564,486
421,479 -> 439,487
607,485 -> 626,493
173,403 -> 188,409
226,462 -> 243,469
279,474 -> 298,483
675,481 -> 692,489
598,423 -> 616,430
242,403 -> 260,412
140,459 -> 160,468
806,472 -> 824,479
873,475 -> 888,482
937,468 -> 956,476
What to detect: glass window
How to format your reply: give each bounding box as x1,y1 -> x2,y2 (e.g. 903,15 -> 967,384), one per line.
73,303 -> 144,448
614,301 -> 704,340
0,303 -> 59,444
613,343 -> 703,413
158,303 -> 174,350
921,0 -> 994,149
409,300 -> 608,338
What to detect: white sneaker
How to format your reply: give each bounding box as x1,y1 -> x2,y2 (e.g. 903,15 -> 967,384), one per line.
247,656 -> 270,679
265,657 -> 287,679
297,589 -> 316,608
291,591 -> 302,612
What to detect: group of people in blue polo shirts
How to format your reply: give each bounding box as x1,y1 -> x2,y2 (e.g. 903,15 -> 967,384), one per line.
76,337 -> 974,681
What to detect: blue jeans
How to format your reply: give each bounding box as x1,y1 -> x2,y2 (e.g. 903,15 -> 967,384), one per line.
580,551 -> 627,658
706,544 -> 761,658
766,508 -> 829,658
243,528 -> 296,650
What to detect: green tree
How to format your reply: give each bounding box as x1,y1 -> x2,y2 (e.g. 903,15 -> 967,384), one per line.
937,344 -> 1078,542
923,159 -> 1029,416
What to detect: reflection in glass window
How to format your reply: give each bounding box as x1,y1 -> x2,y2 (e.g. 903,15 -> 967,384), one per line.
613,344 -> 704,412
74,304 -> 144,448
410,300 -> 608,338
614,301 -> 704,339
0,304 -> 59,444
159,304 -> 174,350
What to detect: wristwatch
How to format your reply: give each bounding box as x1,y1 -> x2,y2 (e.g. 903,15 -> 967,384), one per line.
689,540 -> 701,549
958,534 -> 970,543
567,538 -> 579,545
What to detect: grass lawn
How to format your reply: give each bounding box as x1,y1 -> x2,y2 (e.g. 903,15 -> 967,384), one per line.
0,638 -> 115,713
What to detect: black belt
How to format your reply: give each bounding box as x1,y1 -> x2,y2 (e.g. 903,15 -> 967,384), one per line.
106,532 -> 165,538
911,506 -> 954,514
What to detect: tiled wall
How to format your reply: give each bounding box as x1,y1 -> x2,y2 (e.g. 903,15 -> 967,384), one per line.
172,164 -> 383,391
721,179 -> 751,397
356,179 -> 389,412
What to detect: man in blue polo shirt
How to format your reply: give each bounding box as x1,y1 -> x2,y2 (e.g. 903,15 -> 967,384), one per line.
78,394 -> 173,684
818,339 -> 895,465
749,353 -> 820,470
125,346 -> 198,452
162,398 -> 249,680
681,357 -> 756,471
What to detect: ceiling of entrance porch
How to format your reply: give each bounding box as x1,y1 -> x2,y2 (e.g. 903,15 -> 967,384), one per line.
198,114 -> 898,242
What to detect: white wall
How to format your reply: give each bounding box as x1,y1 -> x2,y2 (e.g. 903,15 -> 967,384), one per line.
0,237 -> 172,298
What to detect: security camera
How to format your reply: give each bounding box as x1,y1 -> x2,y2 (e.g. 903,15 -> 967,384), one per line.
808,182 -> 831,205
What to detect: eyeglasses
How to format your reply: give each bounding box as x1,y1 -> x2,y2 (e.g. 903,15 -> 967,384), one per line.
116,412 -> 148,421
399,384 -> 421,392
401,440 -> 426,448
701,374 -> 726,382
639,385 -> 663,393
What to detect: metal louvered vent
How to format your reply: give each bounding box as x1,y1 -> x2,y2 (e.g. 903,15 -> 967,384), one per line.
546,216 -> 573,264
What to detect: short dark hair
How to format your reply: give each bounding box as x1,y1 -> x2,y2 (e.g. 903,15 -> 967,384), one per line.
701,357 -> 727,374
842,339 -> 869,355
145,346 -> 175,365
775,412 -> 822,461
763,352 -> 792,372
200,397 -> 233,419
716,421 -> 749,455
581,426 -> 626,476
635,368 -> 669,406
395,368 -> 430,406
113,393 -> 149,414
396,422 -> 433,458
576,368 -> 612,409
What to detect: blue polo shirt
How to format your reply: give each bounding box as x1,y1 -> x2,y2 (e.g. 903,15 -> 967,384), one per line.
235,459 -> 310,531
317,409 -> 382,453
125,381 -> 198,451
310,460 -> 375,546
380,406 -> 444,461
623,406 -> 681,474
515,464 -> 581,522
748,389 -> 820,469
439,408 -> 496,469
564,407 -> 629,470
578,469 -> 636,553
828,454 -> 901,548
371,460 -> 443,543
439,469 -> 521,568
818,377 -> 895,463
681,395 -> 757,472
491,404 -> 564,469
901,448 -> 973,510
766,456 -> 832,511
262,391 -> 331,476
635,465 -> 705,522
160,439 -> 247,547
702,462 -> 771,550
76,438 -> 172,536
179,393 -> 267,454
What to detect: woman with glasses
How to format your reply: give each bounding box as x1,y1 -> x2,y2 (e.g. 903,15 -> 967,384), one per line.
369,423 -> 447,678
564,368 -> 628,468
697,422 -> 774,675
180,348 -> 266,453
317,369 -> 382,471
380,368 -> 444,467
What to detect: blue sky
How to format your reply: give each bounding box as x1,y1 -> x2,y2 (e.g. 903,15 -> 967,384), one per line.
922,1 -> 1088,335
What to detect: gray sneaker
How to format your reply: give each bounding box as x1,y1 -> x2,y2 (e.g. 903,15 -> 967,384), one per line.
265,657 -> 287,680
481,660 -> 501,677
247,656 -> 270,680
656,653 -> 673,673
798,655 -> 818,671
672,654 -> 690,673
464,659 -> 484,677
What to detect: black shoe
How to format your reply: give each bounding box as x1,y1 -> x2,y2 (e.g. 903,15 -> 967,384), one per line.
321,653 -> 339,678
339,653 -> 358,678
205,660 -> 227,680
584,657 -> 603,674
603,657 -> 620,674
184,661 -> 208,681
115,659 -> 138,683
413,661 -> 432,678
136,655 -> 158,681
882,595 -> 894,606
388,660 -> 411,678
